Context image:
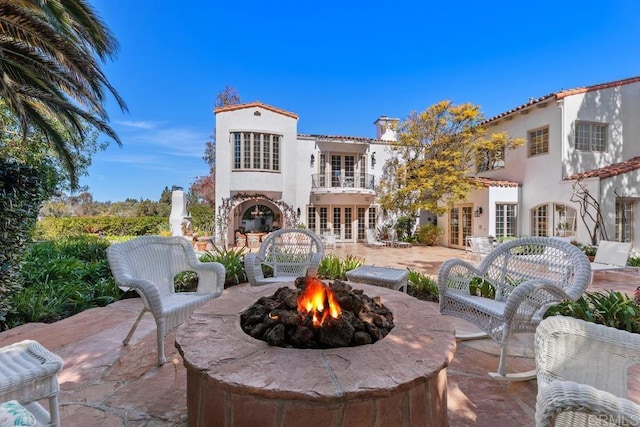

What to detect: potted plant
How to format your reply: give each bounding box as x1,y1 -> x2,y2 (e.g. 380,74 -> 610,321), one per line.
582,245 -> 597,262
196,239 -> 208,252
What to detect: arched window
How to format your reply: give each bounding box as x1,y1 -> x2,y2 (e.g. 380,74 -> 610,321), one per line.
530,203 -> 577,237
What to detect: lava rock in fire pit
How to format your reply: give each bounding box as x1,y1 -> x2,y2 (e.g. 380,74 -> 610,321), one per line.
239,278 -> 394,349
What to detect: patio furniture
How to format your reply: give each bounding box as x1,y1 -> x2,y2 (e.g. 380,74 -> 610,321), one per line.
235,231 -> 247,247
246,233 -> 261,248
590,240 -> 632,282
107,236 -> 225,366
365,229 -> 385,248
0,340 -> 64,426
466,236 -> 494,261
383,229 -> 411,248
346,265 -> 408,292
438,236 -> 591,380
535,315 -> 640,426
321,232 -> 338,249
244,228 -> 324,286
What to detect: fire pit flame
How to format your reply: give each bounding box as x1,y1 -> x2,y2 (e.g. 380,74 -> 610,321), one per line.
296,276 -> 342,327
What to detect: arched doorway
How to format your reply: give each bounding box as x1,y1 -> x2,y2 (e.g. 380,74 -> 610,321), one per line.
240,204 -> 278,233
217,193 -> 297,247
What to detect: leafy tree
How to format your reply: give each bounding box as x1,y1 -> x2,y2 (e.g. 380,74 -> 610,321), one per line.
0,159 -> 57,325
379,101 -> 524,215
0,99 -> 104,193
189,175 -> 216,207
0,0 -> 127,187
159,186 -> 172,204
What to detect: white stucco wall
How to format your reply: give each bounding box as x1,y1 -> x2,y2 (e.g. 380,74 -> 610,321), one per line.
215,105 -> 299,209
215,103 -> 397,243
479,80 -> 640,247
562,81 -> 640,176
486,186 -> 520,237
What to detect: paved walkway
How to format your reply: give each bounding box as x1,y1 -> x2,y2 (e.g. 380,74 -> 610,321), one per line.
0,244 -> 638,426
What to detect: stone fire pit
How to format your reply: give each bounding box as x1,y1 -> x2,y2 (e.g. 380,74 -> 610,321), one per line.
176,282 -> 456,427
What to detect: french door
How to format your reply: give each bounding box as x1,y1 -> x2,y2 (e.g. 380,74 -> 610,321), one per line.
449,205 -> 473,249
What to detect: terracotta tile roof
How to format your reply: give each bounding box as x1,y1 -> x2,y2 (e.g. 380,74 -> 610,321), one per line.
214,102 -> 298,119
483,75 -> 640,125
564,157 -> 640,181
472,176 -> 521,188
555,76 -> 640,100
299,134 -> 382,143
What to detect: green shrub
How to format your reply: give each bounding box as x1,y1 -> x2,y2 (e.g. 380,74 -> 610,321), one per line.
407,270 -> 439,302
546,290 -> 640,333
317,254 -> 364,280
395,215 -> 416,241
33,216 -> 168,239
189,204 -> 215,235
199,245 -> 248,286
0,159 -> 57,327
174,271 -> 199,292
417,224 -> 443,245
3,236 -> 120,329
469,277 -> 496,299
627,254 -> 640,267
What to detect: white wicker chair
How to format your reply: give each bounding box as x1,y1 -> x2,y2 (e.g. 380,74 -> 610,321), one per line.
244,228 -> 323,286
466,236 -> 494,261
0,340 -> 64,426
107,236 -> 225,365
438,237 -> 592,380
535,316 -> 640,426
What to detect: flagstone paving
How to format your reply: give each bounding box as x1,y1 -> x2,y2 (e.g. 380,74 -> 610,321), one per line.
0,243 -> 638,426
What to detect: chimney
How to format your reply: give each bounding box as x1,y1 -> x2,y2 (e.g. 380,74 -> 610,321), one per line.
374,115 -> 399,141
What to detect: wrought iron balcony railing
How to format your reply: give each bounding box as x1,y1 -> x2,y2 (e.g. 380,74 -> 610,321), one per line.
311,173 -> 375,190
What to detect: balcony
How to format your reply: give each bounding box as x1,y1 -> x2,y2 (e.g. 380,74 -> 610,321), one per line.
311,173 -> 375,194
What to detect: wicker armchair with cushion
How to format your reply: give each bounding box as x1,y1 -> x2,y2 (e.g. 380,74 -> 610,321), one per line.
535,315 -> 640,426
0,340 -> 64,426
107,236 -> 225,366
438,237 -> 591,380
244,228 -> 323,286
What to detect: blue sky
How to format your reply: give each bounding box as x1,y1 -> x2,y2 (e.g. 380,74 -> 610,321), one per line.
84,0 -> 640,202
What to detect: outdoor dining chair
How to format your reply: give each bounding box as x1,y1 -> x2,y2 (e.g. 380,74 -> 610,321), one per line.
466,236 -> 494,261
438,237 -> 592,380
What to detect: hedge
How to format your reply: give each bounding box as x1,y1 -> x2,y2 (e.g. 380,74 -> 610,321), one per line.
34,216 -> 168,239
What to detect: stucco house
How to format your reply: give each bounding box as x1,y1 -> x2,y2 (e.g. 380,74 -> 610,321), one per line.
214,102 -> 398,246
443,75 -> 640,251
214,76 -> 640,251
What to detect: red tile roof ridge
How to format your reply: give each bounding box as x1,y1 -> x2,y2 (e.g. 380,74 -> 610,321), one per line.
214,102 -> 298,119
555,76 -> 640,100
483,75 -> 640,125
298,133 -> 384,143
564,157 -> 640,181
471,176 -> 521,188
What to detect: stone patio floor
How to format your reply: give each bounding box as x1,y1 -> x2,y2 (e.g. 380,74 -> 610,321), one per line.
0,243 -> 638,426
